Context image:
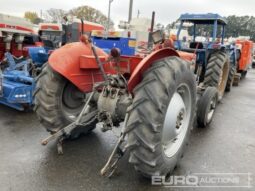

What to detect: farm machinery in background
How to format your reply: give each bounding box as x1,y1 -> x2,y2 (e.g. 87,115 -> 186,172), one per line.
91,17 -> 154,56
0,13 -> 104,111
0,13 -> 43,110
34,13 -> 236,178
233,39 -> 254,85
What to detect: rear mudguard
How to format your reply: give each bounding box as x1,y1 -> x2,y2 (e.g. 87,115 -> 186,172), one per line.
48,42 -> 108,92
128,48 -> 180,92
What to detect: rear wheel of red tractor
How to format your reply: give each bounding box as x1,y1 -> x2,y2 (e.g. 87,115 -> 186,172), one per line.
126,56 -> 196,177
204,52 -> 230,100
34,64 -> 97,139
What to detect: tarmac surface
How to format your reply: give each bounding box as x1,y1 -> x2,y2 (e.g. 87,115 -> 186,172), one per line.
0,70 -> 255,191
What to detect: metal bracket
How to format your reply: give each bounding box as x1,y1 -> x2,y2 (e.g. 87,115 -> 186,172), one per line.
100,113 -> 129,178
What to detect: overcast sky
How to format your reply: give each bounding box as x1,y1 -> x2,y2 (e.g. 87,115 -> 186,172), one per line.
0,0 -> 255,25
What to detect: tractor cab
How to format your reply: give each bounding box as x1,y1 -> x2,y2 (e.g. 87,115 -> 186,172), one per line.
177,13 -> 227,66
38,23 -> 63,49
176,13 -> 230,84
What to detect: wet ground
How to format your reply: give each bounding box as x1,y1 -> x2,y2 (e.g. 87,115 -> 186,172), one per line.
0,70 -> 255,191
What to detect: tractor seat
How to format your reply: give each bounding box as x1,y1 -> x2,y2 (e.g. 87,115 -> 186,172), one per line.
190,42 -> 204,49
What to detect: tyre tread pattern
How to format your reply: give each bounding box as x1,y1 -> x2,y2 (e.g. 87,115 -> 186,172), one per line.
126,56 -> 196,177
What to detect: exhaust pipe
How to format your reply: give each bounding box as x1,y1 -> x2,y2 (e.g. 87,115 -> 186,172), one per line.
128,0 -> 133,23
150,11 -> 155,32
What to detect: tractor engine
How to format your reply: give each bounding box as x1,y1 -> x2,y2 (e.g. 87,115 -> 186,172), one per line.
97,74 -> 132,131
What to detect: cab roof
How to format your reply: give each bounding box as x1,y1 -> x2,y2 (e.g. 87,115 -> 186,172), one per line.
179,13 -> 227,25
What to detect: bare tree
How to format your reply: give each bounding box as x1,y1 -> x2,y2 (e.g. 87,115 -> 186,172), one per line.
43,8 -> 67,23
69,6 -> 114,28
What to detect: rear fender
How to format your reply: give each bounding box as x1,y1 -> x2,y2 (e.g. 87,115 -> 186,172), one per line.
48,42 -> 108,92
128,48 -> 180,92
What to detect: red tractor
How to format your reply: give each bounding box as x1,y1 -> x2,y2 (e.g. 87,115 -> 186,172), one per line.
34,29 -> 227,177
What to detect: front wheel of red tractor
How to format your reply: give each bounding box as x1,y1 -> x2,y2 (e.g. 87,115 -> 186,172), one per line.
126,56 -> 196,177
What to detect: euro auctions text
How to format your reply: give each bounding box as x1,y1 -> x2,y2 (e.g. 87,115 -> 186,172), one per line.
152,173 -> 252,188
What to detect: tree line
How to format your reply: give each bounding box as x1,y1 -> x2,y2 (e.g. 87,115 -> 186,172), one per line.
24,6 -> 114,28
24,8 -> 255,41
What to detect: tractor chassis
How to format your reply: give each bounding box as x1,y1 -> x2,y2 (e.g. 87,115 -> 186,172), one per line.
40,41 -> 220,178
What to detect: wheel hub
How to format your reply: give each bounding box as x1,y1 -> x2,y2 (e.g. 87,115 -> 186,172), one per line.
61,82 -> 86,120
176,109 -> 185,130
162,85 -> 192,157
207,97 -> 217,123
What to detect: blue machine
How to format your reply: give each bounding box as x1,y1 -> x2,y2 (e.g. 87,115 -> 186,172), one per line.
0,46 -> 51,111
28,47 -> 50,66
92,36 -> 136,56
176,13 -> 233,79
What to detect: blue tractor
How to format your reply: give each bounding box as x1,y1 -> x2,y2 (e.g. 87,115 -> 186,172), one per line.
176,13 -> 236,126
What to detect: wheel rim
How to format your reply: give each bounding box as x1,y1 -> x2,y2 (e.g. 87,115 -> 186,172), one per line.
206,95 -> 217,123
61,82 -> 86,121
218,61 -> 229,98
162,84 -> 192,158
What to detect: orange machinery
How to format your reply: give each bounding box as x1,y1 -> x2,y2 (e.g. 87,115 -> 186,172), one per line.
236,40 -> 253,75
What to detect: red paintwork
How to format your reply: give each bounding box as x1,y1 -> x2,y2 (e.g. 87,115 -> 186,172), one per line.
49,41 -> 145,92
0,38 -> 5,60
49,43 -> 182,93
236,40 -> 253,71
127,48 -> 179,92
49,42 -> 108,92
177,51 -> 196,62
0,23 -> 34,34
79,22 -> 104,33
80,55 -> 106,69
0,38 -> 42,61
40,25 -> 60,31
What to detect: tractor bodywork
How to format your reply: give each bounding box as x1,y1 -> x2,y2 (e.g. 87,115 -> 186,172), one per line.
48,41 -> 181,93
236,39 -> 253,73
176,13 -> 230,82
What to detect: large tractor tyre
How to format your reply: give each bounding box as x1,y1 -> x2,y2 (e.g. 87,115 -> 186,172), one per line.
126,56 -> 196,177
34,64 -> 97,139
197,87 -> 218,127
225,66 -> 236,92
204,52 -> 230,100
